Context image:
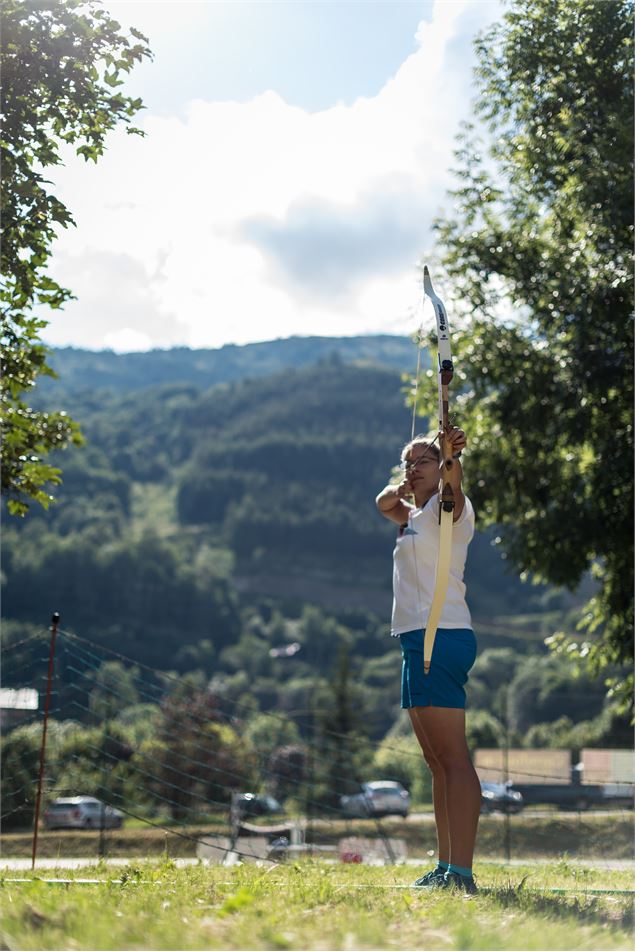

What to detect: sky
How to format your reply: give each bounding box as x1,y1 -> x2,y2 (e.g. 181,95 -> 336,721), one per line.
42,0 -> 502,353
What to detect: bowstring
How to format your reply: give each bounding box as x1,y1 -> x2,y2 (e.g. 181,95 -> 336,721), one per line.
406,314 -> 443,484
406,316 -> 428,635
410,321 -> 424,443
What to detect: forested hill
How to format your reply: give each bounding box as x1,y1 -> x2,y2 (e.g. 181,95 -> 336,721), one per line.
4,348 -> 605,740
7,353 -> 571,648
40,335 -> 417,397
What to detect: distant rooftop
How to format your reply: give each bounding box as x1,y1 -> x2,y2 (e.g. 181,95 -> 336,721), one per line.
0,688 -> 38,710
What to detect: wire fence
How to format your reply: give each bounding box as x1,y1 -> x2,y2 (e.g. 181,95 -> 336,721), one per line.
1,625 -> 633,866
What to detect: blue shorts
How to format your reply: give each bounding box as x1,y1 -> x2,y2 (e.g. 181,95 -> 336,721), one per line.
399,628 -> 477,709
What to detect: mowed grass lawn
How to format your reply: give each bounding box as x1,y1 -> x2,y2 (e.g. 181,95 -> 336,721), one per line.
1,860 -> 633,951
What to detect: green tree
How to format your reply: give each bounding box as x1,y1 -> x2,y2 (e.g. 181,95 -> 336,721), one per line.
524,704 -> 633,749
0,723 -> 40,828
465,709 -> 505,753
427,0 -> 633,698
53,722 -> 136,810
508,653 -> 607,734
298,606 -> 353,670
1,0 -> 151,514
114,702 -> 162,746
315,646 -> 370,808
243,712 -> 301,763
372,733 -> 432,805
0,719 -> 88,829
146,675 -> 257,820
88,661 -> 139,721
268,744 -> 307,804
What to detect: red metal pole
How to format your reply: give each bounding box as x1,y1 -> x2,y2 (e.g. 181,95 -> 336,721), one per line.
31,612 -> 60,871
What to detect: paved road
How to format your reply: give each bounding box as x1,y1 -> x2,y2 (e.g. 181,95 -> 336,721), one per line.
2,856 -> 633,871
408,809 -> 630,821
0,857 -> 202,871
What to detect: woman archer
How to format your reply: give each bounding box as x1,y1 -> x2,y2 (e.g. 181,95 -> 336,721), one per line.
375,426 -> 480,893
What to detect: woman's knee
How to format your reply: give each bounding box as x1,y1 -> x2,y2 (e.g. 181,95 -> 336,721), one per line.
432,746 -> 472,773
423,749 -> 443,774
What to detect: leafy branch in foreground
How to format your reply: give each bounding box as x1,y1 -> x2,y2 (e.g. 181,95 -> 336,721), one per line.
421,0 -> 633,699
1,0 -> 152,514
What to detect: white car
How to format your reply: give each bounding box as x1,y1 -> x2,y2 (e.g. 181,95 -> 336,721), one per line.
43,797 -> 124,830
340,781 -> 410,818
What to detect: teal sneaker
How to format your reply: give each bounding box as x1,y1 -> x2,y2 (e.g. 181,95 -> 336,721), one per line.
443,871 -> 478,895
412,866 -> 447,888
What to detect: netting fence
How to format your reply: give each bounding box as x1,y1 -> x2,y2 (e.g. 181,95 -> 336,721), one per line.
1,623 -> 633,866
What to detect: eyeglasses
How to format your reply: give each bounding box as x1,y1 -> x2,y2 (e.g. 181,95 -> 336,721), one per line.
399,455 -> 437,472
399,434 -> 440,472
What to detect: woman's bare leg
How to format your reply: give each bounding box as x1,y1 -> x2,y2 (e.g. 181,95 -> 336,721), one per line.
410,706 -> 480,869
408,708 -> 449,864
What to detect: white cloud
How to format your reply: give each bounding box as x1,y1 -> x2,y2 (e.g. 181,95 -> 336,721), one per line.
104,327 -> 155,352
42,0 -> 501,351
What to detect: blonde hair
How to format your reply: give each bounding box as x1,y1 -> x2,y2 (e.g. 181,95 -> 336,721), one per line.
400,433 -> 440,463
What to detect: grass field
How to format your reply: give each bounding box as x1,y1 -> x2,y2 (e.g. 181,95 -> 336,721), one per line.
1,860 -> 633,951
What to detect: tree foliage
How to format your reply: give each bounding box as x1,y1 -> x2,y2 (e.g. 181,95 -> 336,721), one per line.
0,0 -> 151,514
89,661 -> 139,721
372,733 -> 432,804
426,0 -> 633,690
147,675 -> 257,819
314,645 -> 371,807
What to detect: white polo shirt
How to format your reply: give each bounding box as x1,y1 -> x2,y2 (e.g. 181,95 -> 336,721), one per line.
390,494 -> 475,636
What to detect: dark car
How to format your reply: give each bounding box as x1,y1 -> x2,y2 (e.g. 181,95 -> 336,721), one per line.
480,781 -> 524,814
230,793 -> 282,825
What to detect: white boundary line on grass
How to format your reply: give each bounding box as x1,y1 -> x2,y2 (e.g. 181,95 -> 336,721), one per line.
2,879 -> 634,896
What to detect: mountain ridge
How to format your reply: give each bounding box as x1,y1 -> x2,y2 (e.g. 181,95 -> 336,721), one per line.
41,335 -> 421,397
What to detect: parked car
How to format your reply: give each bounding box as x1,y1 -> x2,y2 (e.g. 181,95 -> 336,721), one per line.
43,797 -> 124,830
480,782 -> 524,814
230,793 -> 283,825
509,781 -> 634,811
340,781 -> 410,818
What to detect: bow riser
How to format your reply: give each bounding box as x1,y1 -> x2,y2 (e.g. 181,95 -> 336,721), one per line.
439,363 -> 455,517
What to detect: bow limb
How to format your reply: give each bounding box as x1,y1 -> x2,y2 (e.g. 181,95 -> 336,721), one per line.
422,266 -> 456,674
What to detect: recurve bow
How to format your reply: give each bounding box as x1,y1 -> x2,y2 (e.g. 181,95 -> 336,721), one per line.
422,266 -> 457,674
